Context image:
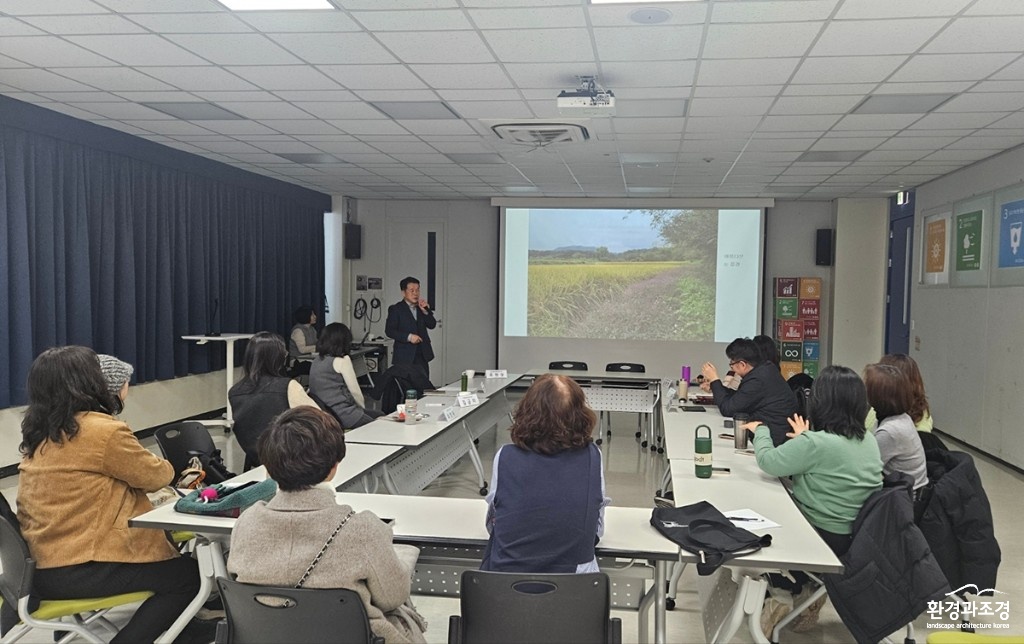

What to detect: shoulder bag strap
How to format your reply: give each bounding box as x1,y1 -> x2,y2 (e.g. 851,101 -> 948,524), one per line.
296,509 -> 356,588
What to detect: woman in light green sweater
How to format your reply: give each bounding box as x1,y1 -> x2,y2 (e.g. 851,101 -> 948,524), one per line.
748,365 -> 883,557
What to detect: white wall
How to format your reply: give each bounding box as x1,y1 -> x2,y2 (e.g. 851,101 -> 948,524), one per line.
914,146 -> 1024,468
336,197 -> 499,385
1,370 -> 234,469
763,200 -> 835,364
831,198 -> 889,370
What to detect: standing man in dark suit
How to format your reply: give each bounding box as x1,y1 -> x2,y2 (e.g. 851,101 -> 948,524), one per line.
385,276 -> 436,379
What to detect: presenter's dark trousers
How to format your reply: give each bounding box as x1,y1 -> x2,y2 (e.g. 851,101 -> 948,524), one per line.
32,556 -> 200,643
413,347 -> 431,382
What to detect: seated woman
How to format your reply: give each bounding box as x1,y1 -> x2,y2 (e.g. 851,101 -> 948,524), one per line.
878,353 -> 934,432
308,322 -> 382,429
289,305 -> 318,359
229,331 -> 318,470
481,373 -> 611,573
227,407 -> 426,643
15,346 -> 199,644
863,363 -> 929,497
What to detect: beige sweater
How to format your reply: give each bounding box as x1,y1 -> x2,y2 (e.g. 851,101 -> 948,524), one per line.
228,487 -> 424,643
17,411 -> 178,568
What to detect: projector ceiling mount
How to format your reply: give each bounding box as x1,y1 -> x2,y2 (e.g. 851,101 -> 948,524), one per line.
557,75 -> 616,117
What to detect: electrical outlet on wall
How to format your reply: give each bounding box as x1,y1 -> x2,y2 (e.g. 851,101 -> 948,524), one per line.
914,336 -> 921,351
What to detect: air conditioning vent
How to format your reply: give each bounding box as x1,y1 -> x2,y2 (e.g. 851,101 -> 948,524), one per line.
490,123 -> 590,145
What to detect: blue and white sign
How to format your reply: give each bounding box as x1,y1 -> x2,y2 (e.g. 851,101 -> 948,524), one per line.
998,198 -> 1024,269
802,341 -> 820,361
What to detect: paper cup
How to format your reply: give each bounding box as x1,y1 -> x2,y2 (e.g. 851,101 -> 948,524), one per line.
465,369 -> 475,379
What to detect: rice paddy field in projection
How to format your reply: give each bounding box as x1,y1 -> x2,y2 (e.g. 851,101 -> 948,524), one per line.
525,209 -> 718,341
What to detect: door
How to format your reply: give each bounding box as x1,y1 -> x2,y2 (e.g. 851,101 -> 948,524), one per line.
885,215 -> 914,355
386,219 -> 446,383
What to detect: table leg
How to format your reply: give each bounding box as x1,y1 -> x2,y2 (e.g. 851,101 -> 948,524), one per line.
461,420 -> 488,496
654,559 -> 668,644
156,540 -> 223,644
381,463 -> 401,495
223,339 -> 237,427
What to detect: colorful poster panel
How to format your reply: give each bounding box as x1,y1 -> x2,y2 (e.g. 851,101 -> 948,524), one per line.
951,195 -> 990,288
921,211 -> 950,286
992,187 -> 1024,287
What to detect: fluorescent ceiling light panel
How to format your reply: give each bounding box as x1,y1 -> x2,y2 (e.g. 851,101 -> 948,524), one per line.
444,153 -> 505,164
276,153 -> 344,164
795,151 -> 867,163
503,186 -> 539,193
140,102 -> 245,120
370,101 -> 461,120
851,94 -> 956,115
216,0 -> 334,10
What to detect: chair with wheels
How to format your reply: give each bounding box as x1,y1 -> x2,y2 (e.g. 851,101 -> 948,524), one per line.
602,363 -> 647,446
0,517 -> 154,644
215,578 -> 383,644
153,421 -> 235,483
447,570 -> 621,644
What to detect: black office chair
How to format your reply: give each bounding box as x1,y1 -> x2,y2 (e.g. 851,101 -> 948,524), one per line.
215,578 -> 382,644
448,571 -> 620,644
548,361 -> 588,371
153,421 -> 235,484
603,363 -> 647,444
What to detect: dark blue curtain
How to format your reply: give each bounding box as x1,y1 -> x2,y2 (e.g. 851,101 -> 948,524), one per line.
0,125 -> 326,407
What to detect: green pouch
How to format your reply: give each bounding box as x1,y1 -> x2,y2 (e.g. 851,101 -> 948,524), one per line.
174,479 -> 277,518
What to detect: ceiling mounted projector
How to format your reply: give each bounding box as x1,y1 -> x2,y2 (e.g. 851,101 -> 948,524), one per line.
557,76 -> 616,117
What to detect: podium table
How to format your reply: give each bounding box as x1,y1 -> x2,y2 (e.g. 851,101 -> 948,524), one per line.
181,334 -> 253,428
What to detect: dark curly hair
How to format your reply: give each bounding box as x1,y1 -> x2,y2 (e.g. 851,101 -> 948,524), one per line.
21,346 -> 117,458
258,407 -> 346,492
509,374 -> 596,455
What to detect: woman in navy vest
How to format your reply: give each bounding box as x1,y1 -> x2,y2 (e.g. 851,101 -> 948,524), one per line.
482,373 -> 610,573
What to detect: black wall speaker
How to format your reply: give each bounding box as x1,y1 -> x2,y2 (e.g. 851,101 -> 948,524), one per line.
815,228 -> 834,266
344,223 -> 362,260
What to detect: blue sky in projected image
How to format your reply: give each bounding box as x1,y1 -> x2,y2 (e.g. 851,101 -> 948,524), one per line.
528,209 -> 662,252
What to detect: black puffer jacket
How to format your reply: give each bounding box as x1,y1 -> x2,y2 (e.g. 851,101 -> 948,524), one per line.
825,474 -> 950,644
918,450 -> 1000,594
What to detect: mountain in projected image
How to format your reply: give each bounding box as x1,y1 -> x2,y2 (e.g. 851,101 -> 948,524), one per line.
526,209 -> 718,341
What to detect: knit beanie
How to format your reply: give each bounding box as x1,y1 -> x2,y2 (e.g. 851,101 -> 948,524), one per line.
97,354 -> 134,397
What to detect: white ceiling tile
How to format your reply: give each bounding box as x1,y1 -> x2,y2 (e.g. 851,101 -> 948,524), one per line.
291,101 -> 387,119
65,101 -> 171,119
615,99 -> 688,118
226,66 -> 343,91
389,152 -> 451,164
50,66 -> 175,91
1,36 -> 120,67
761,114 -> 842,131
924,148 -> 1004,161
832,113 -> 921,130
437,88 -> 521,101
470,7 -> 585,29
445,100 -> 533,119
693,85 -> 782,98
273,90 -> 359,101
237,10 -> 360,32
375,31 -> 492,65
268,33 -> 398,65
990,58 -> 1024,81
67,35 -> 210,66
835,0 -> 971,19
483,28 -> 594,63
711,0 -> 838,22
21,14 -> 145,34
965,0 -> 1024,15
704,22 -> 820,59
811,19 -> 948,56
503,64 -> 591,89
589,3 -> 706,26
877,136 -> 960,150
810,137 -> 886,151
783,83 -> 877,96
122,119 -> 216,135
927,16 -> 1024,54
770,95 -> 862,115
309,141 -> 379,154
594,25 -> 702,62
0,54 -> 31,68
874,81 -> 975,94
948,134 -> 1024,148
688,96 -> 774,117
684,116 -> 761,133
140,66 -> 257,91
410,64 -> 511,89
317,65 -> 428,90
352,9 -> 472,31
191,140 -> 266,154
397,119 -> 476,135
191,90 -> 279,101
167,34 -> 302,65
0,68 -> 97,91
250,140 -> 322,153
909,111 -> 1007,129
698,58 -> 801,86
0,0 -> 109,15
936,93 -> 1024,112
354,89 -> 438,102
0,18 -> 48,36
113,90 -> 196,101
38,90 -> 119,102
792,55 -> 907,84
35,102 -> 103,120
601,61 -> 697,88
213,101 -> 313,120
129,13 -> 253,33
858,149 -> 930,161
889,53 -> 1017,82
189,120 -> 278,134
615,86 -> 691,99
259,120 -> 346,135
327,120 -> 411,135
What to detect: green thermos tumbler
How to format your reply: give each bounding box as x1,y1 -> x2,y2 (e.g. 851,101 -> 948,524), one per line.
695,424 -> 712,478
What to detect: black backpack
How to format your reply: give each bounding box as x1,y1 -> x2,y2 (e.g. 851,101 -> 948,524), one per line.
651,501 -> 771,576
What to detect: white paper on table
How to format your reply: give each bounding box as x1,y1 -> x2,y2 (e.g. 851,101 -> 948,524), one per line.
723,509 -> 779,531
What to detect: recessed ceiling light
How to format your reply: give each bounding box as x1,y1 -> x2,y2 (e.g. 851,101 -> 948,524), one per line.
795,151 -> 867,163
276,153 -> 344,164
629,8 -> 672,23
503,186 -> 539,193
370,101 -> 461,120
851,94 -> 956,115
216,0 -> 334,10
140,102 -> 245,120
627,186 -> 671,194
444,153 -> 505,164
590,0 -> 697,4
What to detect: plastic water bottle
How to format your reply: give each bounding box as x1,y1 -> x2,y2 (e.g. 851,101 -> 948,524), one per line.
404,389 -> 418,423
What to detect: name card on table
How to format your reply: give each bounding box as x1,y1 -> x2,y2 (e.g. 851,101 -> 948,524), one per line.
485,369 -> 508,378
457,393 -> 480,407
440,406 -> 458,422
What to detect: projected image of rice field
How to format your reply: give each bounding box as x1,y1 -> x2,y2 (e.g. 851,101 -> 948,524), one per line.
527,261 -> 715,341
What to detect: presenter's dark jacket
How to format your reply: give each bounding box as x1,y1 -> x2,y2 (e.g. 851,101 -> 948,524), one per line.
385,300 -> 436,365
710,362 -> 798,446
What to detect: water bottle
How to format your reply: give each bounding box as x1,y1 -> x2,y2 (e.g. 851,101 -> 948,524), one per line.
695,425 -> 712,478
404,389 -> 418,423
460,371 -> 468,392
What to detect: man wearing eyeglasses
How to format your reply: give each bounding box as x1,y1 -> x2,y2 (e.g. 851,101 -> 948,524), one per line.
701,338 -> 799,446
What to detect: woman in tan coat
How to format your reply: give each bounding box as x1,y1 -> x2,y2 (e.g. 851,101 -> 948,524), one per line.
15,346 -> 198,644
228,407 -> 426,643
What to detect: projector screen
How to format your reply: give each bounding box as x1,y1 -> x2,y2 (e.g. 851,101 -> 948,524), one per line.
499,205 -> 765,376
